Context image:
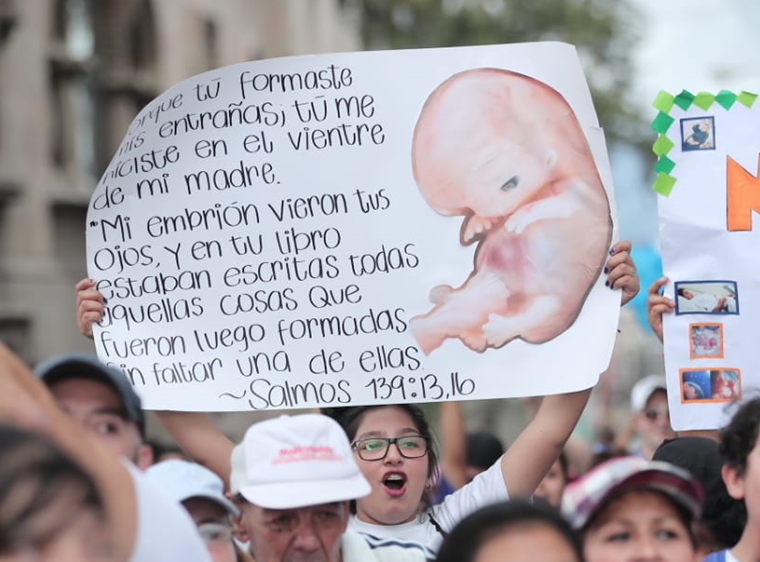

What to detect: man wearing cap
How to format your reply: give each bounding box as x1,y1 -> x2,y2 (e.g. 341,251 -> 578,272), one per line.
616,374 -> 675,460
149,460 -> 246,562
224,413 -> 432,562
35,353 -> 153,469
0,345 -> 213,562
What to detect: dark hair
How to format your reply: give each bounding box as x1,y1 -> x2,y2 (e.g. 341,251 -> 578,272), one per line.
654,437 -> 744,549
716,397 -> 760,544
720,397 -> 760,477
435,499 -> 583,562
466,431 -> 504,470
324,405 -> 440,508
0,424 -> 106,555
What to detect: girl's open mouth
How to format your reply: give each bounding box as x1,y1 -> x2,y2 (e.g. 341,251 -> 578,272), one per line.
382,472 -> 407,496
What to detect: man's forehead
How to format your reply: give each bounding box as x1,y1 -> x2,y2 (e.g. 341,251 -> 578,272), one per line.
259,502 -> 344,516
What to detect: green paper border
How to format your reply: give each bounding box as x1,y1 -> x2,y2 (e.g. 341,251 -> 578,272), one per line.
650,89 -> 758,197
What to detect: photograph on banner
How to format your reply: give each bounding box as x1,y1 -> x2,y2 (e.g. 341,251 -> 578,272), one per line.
679,368 -> 741,403
86,42 -> 621,411
674,280 -> 739,315
689,323 -> 723,359
653,87 -> 759,430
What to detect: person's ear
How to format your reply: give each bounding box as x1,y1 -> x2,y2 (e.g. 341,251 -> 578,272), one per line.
229,496 -> 250,543
722,463 -> 746,501
232,511 -> 250,543
136,443 -> 154,471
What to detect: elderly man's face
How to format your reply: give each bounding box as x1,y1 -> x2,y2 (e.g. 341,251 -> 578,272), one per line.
236,501 -> 348,562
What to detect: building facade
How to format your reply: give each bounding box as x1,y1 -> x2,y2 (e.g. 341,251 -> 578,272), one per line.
0,0 -> 359,365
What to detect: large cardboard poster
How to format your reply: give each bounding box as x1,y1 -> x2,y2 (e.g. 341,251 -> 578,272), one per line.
87,42 -> 620,411
653,89 -> 759,430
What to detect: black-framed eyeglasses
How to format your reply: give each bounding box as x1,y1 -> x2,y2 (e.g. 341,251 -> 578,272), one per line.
351,435 -> 429,461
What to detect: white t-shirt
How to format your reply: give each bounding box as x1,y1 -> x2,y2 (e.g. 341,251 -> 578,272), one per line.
349,459 -> 508,551
342,530 -> 433,562
125,462 -> 212,562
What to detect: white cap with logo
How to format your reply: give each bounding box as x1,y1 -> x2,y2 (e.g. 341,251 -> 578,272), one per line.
230,414 -> 371,509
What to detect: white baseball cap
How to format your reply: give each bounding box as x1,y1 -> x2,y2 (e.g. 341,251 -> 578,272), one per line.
230,414 -> 370,509
148,459 -> 239,516
630,374 -> 667,412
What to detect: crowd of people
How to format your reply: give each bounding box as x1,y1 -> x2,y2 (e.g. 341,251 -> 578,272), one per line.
0,238 -> 756,562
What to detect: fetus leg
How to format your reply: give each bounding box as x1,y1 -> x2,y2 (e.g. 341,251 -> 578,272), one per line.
482,294 -> 564,347
410,272 -> 510,354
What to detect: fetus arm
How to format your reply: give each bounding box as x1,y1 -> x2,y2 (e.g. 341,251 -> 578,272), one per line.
462,214 -> 499,243
504,179 -> 588,234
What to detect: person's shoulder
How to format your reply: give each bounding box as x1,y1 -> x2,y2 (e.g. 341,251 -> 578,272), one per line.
343,531 -> 434,562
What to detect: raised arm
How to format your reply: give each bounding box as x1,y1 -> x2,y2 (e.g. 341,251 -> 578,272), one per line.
0,342 -> 137,562
154,410 -> 235,488
438,401 -> 468,490
499,243 -> 637,496
500,387 -> 591,497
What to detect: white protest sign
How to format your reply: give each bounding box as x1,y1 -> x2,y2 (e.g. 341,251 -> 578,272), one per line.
653,89 -> 760,430
87,42 -> 620,411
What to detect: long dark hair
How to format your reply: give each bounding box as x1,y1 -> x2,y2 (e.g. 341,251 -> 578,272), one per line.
0,424 -> 106,555
716,396 -> 760,540
720,396 -> 760,477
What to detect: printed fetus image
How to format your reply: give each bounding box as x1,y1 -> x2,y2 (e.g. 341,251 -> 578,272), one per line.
409,68 -> 612,354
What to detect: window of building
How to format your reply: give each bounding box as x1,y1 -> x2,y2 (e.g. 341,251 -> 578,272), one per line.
0,0 -> 18,46
51,203 -> 88,275
49,0 -> 97,176
203,17 -> 218,70
125,0 -> 157,112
